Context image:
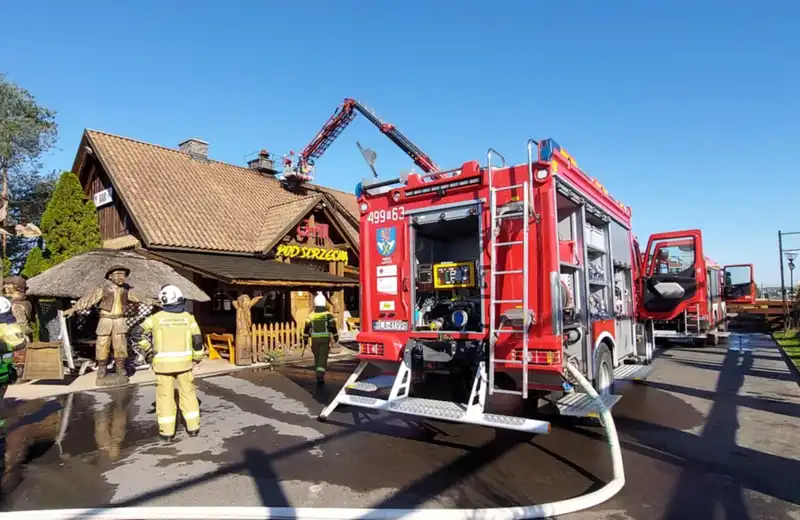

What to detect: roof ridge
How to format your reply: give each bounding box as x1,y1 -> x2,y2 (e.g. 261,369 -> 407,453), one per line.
85,128 -> 282,180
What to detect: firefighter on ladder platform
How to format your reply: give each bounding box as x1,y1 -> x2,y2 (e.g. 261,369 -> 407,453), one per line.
304,292 -> 339,385
131,285 -> 204,441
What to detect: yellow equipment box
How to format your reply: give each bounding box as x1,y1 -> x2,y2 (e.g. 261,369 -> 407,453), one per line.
433,261 -> 476,289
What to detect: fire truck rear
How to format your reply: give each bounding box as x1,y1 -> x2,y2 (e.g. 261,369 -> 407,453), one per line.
319,139 -> 656,433
639,230 -> 755,346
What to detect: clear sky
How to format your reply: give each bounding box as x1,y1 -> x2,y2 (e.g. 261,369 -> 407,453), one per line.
2,1 -> 798,285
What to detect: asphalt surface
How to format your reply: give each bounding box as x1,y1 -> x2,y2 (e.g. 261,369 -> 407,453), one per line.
1,332 -> 799,519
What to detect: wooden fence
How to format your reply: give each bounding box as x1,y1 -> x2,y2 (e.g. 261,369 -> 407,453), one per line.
251,322 -> 304,362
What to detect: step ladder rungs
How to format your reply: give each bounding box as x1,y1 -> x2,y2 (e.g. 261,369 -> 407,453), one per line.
555,392 -> 622,417
494,329 -> 526,334
613,364 -> 655,381
492,359 -> 528,365
493,299 -> 523,304
492,184 -> 525,192
494,240 -> 524,247
495,212 -> 525,219
494,270 -> 523,275
490,388 -> 525,396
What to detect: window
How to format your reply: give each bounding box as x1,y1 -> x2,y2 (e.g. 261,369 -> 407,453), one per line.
725,266 -> 751,286
649,240 -> 696,276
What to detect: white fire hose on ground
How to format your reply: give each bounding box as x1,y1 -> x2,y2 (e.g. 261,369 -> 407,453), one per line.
0,363 -> 624,520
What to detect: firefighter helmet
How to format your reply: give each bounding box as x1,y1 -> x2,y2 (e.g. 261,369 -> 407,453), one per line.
314,292 -> 326,308
0,297 -> 10,315
159,285 -> 184,306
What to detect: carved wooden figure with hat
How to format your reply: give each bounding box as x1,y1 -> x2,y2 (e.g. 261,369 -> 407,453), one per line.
64,264 -> 151,386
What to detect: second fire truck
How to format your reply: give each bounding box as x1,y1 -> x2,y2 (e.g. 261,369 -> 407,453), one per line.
319,138 -> 657,433
639,230 -> 756,346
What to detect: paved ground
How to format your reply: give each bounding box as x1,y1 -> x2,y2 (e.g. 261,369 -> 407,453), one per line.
1,332 -> 799,519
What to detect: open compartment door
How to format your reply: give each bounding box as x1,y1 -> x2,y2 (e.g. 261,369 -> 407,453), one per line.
640,230 -> 702,319
723,264 -> 756,304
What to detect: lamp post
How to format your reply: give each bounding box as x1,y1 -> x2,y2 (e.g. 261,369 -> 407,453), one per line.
788,252 -> 797,300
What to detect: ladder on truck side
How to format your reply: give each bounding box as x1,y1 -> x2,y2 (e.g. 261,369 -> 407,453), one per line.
487,148 -> 532,399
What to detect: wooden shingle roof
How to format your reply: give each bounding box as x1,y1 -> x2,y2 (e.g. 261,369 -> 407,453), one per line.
74,130 -> 359,254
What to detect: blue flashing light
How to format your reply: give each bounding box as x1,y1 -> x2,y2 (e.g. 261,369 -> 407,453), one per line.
354,182 -> 363,199
539,138 -> 561,162
562,381 -> 574,393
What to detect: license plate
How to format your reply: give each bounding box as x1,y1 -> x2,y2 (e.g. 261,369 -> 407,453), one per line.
373,320 -> 409,331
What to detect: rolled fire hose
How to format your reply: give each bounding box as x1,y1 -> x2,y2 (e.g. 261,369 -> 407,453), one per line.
0,363 -> 624,520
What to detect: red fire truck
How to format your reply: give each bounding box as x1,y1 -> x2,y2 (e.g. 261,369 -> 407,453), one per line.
639,230 -> 755,346
319,138 -> 657,433
723,264 -> 757,304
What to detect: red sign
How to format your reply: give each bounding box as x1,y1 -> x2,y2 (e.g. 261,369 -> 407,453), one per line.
297,219 -> 329,240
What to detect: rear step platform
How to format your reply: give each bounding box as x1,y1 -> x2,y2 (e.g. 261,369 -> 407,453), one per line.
346,374 -> 396,393
614,364 -> 655,381
555,392 -> 621,418
334,393 -> 551,433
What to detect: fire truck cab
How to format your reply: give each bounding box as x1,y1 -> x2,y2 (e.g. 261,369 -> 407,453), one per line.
723,264 -> 757,304
640,230 -> 748,346
319,139 -> 656,433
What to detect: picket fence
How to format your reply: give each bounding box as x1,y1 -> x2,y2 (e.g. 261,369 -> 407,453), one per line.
250,322 -> 304,362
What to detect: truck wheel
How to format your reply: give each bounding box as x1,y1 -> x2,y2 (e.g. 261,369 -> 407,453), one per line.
593,344 -> 615,398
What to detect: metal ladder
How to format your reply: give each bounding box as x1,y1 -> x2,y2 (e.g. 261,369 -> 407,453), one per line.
487,144 -> 533,399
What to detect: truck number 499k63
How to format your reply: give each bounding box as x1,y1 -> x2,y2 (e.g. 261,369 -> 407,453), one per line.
366,208 -> 405,224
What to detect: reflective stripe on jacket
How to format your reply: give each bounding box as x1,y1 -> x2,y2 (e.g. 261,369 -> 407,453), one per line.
137,311 -> 202,373
0,322 -> 26,353
304,311 -> 338,340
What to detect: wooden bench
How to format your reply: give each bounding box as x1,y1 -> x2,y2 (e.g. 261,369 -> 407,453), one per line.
206,333 -> 235,364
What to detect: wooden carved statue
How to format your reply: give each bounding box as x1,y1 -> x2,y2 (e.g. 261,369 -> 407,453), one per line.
64,265 -> 154,386
3,276 -> 32,337
232,293 -> 263,365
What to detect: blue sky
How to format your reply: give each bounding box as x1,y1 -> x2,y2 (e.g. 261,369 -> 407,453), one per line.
2,1 -> 798,285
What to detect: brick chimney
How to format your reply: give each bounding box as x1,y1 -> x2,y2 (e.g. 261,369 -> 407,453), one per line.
178,138 -> 209,160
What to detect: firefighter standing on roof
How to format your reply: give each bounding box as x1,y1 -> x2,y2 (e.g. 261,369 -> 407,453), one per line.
304,292 -> 339,384
130,285 -> 204,441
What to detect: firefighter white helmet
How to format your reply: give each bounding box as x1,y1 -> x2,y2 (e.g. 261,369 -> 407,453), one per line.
314,292 -> 326,308
159,285 -> 184,306
0,297 -> 10,315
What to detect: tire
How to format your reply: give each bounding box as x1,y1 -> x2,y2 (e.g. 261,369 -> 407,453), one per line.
593,344 -> 615,398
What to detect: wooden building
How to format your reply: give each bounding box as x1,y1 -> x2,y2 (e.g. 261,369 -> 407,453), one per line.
71,130 -> 360,341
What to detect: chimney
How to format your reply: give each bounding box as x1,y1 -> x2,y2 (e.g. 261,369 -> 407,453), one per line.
247,149 -> 278,175
178,138 -> 209,160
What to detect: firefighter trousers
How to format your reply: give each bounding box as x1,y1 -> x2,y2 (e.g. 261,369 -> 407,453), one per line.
310,336 -> 330,377
155,370 -> 199,436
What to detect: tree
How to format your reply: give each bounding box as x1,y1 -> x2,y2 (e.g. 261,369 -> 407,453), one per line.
21,171 -> 101,277
4,169 -> 57,274
0,73 -> 58,275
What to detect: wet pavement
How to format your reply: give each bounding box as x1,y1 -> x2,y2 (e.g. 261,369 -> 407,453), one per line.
0,332 -> 799,519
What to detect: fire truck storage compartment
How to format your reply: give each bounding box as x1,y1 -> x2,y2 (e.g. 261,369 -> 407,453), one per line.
555,182 -> 638,369
410,202 -> 483,334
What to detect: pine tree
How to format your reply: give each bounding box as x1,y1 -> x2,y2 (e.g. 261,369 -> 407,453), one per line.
21,171 -> 101,277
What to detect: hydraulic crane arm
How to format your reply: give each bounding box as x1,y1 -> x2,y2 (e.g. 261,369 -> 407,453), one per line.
298,98 -> 438,174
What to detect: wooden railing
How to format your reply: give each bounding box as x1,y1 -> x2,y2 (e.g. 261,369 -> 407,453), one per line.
251,322 -> 304,362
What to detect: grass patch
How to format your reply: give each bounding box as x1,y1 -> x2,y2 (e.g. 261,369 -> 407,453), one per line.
774,330 -> 800,371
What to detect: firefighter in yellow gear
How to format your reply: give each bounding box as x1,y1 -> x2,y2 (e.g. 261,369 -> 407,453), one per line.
304,292 -> 339,385
131,285 -> 204,442
0,296 -> 27,431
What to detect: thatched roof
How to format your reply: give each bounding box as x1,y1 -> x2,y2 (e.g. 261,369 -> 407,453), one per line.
26,249 -> 210,302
